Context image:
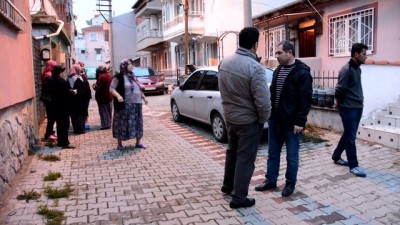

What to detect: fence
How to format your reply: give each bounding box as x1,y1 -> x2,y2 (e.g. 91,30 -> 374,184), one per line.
311,70 -> 338,89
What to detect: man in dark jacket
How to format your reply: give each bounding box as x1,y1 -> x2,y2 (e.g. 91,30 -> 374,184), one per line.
332,43 -> 368,177
255,40 -> 312,197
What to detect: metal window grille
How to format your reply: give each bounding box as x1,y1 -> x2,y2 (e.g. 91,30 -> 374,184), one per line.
266,25 -> 286,59
329,8 -> 374,56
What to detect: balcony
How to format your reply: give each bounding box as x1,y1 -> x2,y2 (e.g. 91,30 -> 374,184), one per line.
0,0 -> 27,32
163,11 -> 204,43
134,0 -> 162,18
137,29 -> 164,52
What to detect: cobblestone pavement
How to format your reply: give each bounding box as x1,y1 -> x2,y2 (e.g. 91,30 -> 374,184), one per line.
0,95 -> 399,225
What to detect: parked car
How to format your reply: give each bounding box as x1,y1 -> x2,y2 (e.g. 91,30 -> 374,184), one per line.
170,66 -> 273,142
132,67 -> 165,95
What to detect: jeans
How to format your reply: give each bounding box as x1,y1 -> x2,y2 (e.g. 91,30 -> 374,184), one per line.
332,107 -> 363,169
266,119 -> 301,185
223,121 -> 263,203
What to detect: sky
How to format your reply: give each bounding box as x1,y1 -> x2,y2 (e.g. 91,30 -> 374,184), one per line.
73,0 -> 295,31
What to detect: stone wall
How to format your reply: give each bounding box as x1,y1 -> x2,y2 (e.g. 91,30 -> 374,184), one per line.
0,100 -> 36,196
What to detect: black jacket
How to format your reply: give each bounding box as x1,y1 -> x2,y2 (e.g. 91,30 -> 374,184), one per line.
113,73 -> 125,111
270,59 -> 313,128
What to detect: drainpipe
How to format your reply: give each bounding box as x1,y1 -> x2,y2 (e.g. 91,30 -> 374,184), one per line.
34,19 -> 64,40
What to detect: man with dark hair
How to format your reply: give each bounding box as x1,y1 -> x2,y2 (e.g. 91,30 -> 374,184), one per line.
255,40 -> 312,197
332,43 -> 368,177
218,27 -> 271,208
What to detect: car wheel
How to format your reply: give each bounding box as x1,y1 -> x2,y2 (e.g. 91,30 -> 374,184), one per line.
212,112 -> 227,142
171,101 -> 181,122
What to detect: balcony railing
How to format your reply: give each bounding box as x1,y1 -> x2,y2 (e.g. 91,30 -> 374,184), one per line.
163,11 -> 204,31
137,30 -> 163,42
0,0 -> 27,31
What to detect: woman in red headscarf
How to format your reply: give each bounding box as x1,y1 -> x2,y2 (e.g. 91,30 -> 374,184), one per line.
40,60 -> 57,140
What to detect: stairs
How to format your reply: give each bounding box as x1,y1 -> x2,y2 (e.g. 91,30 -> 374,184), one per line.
358,100 -> 400,149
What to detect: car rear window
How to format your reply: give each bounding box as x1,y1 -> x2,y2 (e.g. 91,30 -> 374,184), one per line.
132,68 -> 155,77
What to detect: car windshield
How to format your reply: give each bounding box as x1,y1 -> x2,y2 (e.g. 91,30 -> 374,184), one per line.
132,68 -> 156,77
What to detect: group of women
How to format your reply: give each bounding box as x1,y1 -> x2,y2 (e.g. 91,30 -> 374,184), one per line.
41,58 -> 147,150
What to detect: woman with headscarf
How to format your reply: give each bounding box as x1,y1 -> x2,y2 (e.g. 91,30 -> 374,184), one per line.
93,65 -> 113,130
67,64 -> 87,134
109,59 -> 148,150
47,65 -> 75,149
40,60 -> 57,140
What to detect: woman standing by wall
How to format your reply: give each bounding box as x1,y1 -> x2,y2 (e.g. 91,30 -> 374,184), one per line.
109,59 -> 148,150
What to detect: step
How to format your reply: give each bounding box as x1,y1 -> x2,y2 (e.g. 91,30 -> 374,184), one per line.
358,124 -> 400,149
376,115 -> 400,128
387,105 -> 400,116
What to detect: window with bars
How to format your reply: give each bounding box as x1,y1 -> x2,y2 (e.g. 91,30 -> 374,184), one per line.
265,25 -> 286,59
329,7 -> 374,56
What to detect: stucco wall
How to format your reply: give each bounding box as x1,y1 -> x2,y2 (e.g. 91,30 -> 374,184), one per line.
0,101 -> 35,196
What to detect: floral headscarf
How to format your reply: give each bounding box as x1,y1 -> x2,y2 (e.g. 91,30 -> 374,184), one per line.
119,59 -> 133,75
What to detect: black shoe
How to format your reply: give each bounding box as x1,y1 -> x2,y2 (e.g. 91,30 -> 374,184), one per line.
100,126 -> 111,130
61,145 -> 75,149
221,186 -> 233,195
334,158 -> 349,166
229,198 -> 255,209
255,180 -> 277,192
282,183 -> 295,197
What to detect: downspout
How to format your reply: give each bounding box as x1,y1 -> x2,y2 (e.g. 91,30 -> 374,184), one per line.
34,19 -> 64,40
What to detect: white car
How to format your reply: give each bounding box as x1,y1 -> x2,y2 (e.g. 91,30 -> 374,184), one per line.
170,66 -> 273,142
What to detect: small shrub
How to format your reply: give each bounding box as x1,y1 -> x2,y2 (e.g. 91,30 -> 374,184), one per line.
37,204 -> 65,225
43,184 -> 73,199
16,190 -> 41,203
39,154 -> 61,162
43,171 -> 62,181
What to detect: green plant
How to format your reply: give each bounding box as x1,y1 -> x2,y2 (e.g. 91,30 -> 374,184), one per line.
43,184 -> 73,199
39,154 -> 60,162
37,204 -> 65,225
16,190 -> 41,203
43,171 -> 62,181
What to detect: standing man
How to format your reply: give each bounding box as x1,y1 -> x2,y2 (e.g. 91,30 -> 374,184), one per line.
219,27 -> 271,209
255,40 -> 312,197
332,43 -> 368,177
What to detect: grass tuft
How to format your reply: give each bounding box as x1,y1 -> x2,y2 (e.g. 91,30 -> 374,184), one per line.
16,190 -> 41,203
43,171 -> 62,181
39,154 -> 61,162
37,204 -> 65,225
43,184 -> 73,199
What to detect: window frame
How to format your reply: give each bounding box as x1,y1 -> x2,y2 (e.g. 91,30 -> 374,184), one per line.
265,25 -> 286,59
328,5 -> 376,57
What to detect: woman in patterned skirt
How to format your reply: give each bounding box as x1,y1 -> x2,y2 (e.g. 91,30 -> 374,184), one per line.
109,59 -> 148,150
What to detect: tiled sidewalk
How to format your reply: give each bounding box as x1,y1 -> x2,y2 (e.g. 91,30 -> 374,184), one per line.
0,98 -> 399,225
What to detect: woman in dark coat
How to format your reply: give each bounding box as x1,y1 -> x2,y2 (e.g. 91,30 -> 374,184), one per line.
47,66 -> 75,149
67,64 -> 87,134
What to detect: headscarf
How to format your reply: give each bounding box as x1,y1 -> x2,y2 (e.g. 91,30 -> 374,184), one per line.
41,60 -> 57,83
119,59 -> 133,75
68,64 -> 83,88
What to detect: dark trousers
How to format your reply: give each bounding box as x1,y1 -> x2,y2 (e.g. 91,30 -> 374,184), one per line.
70,115 -> 85,134
44,103 -> 56,139
56,113 -> 70,147
332,107 -> 363,169
223,121 -> 263,203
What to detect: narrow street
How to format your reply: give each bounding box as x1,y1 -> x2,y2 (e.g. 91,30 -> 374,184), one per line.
0,94 -> 399,225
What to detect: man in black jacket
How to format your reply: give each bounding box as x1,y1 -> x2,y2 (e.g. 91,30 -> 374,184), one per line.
255,40 -> 313,196
332,43 -> 368,177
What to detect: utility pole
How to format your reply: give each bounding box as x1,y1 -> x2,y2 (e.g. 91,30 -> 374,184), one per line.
184,0 -> 189,75
243,0 -> 252,27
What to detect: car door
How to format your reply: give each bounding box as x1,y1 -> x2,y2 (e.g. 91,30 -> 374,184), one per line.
178,70 -> 203,117
193,70 -> 219,123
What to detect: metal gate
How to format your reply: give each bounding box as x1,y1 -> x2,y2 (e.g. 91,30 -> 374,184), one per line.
32,37 -> 45,125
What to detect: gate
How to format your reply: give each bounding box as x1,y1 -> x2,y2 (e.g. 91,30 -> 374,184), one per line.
32,38 -> 45,124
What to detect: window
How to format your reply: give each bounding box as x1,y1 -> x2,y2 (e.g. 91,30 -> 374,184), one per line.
95,48 -> 102,61
265,25 -> 286,59
184,71 -> 203,90
80,50 -> 86,54
90,33 -> 98,41
199,71 -> 215,90
329,7 -> 374,56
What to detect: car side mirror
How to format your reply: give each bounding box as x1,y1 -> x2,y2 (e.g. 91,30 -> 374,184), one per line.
179,84 -> 185,91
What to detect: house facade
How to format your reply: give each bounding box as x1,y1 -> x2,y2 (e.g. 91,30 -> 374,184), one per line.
0,0 -> 75,196
133,0 -> 247,81
253,0 -> 400,148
